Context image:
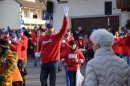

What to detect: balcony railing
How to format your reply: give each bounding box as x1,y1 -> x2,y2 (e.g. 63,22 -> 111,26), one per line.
22,18 -> 46,24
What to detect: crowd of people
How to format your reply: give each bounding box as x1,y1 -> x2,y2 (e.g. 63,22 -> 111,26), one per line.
0,7 -> 130,86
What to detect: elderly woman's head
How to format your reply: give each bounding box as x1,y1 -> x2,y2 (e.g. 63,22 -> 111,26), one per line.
90,29 -> 114,52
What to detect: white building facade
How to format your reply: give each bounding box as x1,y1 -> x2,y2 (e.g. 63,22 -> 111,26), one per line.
0,0 -> 46,30
52,0 -> 130,34
0,0 -> 21,29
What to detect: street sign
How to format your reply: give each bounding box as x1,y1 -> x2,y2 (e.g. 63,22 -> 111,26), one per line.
42,10 -> 49,20
20,20 -> 24,25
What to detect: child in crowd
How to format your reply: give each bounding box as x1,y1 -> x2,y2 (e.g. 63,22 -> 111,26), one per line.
76,34 -> 86,49
62,40 -> 85,86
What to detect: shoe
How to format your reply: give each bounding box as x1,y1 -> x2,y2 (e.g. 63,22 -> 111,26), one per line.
81,63 -> 83,66
58,67 -> 62,72
34,63 -> 37,67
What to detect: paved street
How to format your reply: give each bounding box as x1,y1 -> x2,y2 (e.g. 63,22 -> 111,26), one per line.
26,58 -> 87,86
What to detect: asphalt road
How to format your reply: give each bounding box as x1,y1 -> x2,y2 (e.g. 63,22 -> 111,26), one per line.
25,58 -> 87,86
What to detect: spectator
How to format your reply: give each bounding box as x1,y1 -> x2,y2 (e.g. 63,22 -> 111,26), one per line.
112,31 -> 122,57
85,29 -> 130,86
74,29 -> 80,40
78,26 -> 84,35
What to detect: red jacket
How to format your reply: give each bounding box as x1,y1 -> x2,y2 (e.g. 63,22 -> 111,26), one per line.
21,35 -> 28,60
119,37 -> 128,55
112,37 -> 122,55
88,37 -> 93,49
31,31 -> 37,45
76,39 -> 86,48
9,42 -> 22,59
38,17 -> 68,64
4,36 -> 10,41
60,41 -> 69,56
69,36 -> 74,40
125,36 -> 130,57
34,35 -> 41,53
62,49 -> 85,72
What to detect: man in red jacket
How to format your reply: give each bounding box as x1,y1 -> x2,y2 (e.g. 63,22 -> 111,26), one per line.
38,7 -> 69,86
18,29 -> 28,68
9,33 -> 22,59
31,26 -> 38,58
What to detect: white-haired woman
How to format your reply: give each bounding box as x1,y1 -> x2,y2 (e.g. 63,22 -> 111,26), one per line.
85,29 -> 130,86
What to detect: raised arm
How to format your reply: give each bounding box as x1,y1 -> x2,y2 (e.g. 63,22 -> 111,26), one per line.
56,6 -> 69,40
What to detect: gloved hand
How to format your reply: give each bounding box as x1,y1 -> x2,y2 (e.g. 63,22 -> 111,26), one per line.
35,52 -> 41,58
61,40 -> 66,43
63,6 -> 69,17
8,40 -> 11,44
0,76 -> 4,83
120,35 -> 124,38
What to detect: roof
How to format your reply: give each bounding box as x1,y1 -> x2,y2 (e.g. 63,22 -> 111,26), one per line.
16,0 -> 46,9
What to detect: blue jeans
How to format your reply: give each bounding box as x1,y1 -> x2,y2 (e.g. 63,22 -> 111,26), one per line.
68,71 -> 76,86
128,57 -> 130,65
34,57 -> 41,66
64,66 -> 70,85
122,55 -> 128,63
23,60 -> 27,68
58,60 -> 61,67
40,61 -> 58,86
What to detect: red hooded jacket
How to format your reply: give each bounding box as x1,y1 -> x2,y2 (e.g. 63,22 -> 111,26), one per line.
76,39 -> 86,48
112,37 -> 122,55
33,35 -> 41,53
125,36 -> 130,57
62,49 -> 85,72
9,42 -> 22,59
60,41 -> 69,56
119,37 -> 128,55
21,35 -> 28,60
69,36 -> 74,40
31,31 -> 37,45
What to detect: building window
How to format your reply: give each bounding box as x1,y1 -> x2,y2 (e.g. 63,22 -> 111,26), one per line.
33,14 -> 38,19
24,11 -> 28,18
32,11 -> 38,19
